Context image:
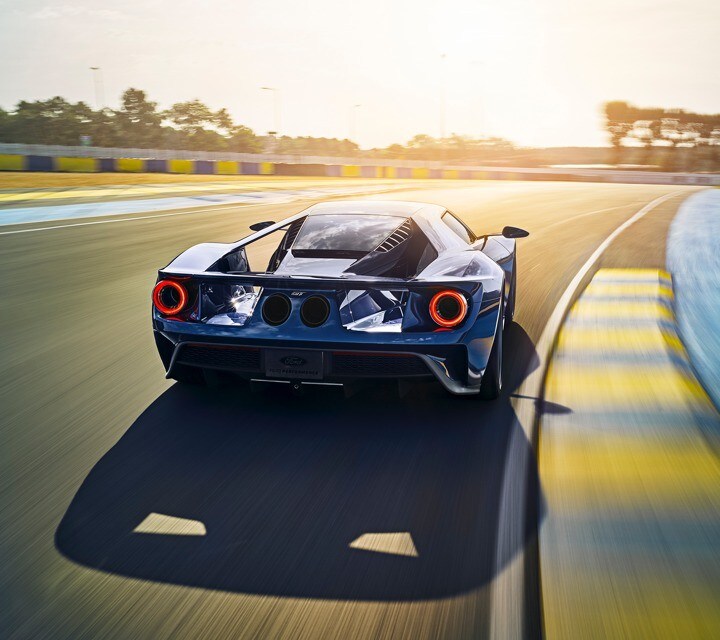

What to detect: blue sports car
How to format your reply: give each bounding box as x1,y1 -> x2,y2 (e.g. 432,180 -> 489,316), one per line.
151,201 -> 527,399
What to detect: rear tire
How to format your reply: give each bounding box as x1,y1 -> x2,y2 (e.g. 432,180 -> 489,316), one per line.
479,313 -> 503,400
505,267 -> 517,326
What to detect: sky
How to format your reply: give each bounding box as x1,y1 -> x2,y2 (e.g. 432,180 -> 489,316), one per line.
0,0 -> 718,148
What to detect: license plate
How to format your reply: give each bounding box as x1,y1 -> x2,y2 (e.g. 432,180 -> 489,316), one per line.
265,350 -> 324,380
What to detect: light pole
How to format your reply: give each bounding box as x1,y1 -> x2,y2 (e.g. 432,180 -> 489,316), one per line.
89,66 -> 104,109
471,59 -> 485,138
439,53 -> 447,141
350,104 -> 361,142
260,86 -> 281,136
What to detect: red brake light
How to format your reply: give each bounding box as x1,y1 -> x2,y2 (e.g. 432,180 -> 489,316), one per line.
152,280 -> 188,316
429,290 -> 468,328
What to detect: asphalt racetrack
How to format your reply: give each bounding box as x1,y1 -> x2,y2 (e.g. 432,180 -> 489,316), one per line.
0,180 -> 700,639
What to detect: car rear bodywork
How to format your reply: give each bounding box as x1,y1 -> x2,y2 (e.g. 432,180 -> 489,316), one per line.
152,201 -> 518,395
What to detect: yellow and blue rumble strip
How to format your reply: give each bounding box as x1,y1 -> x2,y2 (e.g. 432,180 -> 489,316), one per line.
539,268 -> 720,639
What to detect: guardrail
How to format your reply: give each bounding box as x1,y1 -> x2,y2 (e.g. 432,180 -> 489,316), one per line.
0,143 -> 438,167
0,143 -> 718,186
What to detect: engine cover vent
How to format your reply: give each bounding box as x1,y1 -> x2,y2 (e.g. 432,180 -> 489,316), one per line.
284,218 -> 305,249
375,219 -> 412,253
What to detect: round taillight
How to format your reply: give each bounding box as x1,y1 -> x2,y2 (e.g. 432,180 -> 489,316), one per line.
429,290 -> 468,328
300,295 -> 330,327
152,280 -> 188,316
262,293 -> 292,326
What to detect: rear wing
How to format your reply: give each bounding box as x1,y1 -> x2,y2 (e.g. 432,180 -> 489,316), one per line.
158,269 -> 482,293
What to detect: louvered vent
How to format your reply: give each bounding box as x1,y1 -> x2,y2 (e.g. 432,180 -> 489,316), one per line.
284,218 -> 305,249
375,219 -> 412,252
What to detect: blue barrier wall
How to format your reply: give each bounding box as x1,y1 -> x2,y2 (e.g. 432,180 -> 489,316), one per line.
145,159 -> 167,173
27,155 -> 54,172
195,160 -> 214,175
240,162 -> 259,175
1,147 -> 717,185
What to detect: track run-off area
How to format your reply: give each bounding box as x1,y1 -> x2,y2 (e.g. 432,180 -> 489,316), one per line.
1,178 -> 719,639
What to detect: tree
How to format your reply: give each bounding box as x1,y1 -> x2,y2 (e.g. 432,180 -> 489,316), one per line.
229,125 -> 262,153
164,99 -> 245,150
0,107 -> 11,142
86,108 -> 122,147
272,136 -> 359,156
5,97 -> 97,145
214,108 -> 234,136
384,143 -> 405,158
116,88 -> 162,147
165,99 -> 215,136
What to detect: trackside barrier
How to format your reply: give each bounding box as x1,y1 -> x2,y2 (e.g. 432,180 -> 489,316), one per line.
274,163 -> 327,177
341,165 -> 361,177
56,157 -> 98,172
1,144 -> 718,186
26,155 -> 53,172
326,165 -> 341,177
360,166 -> 382,178
145,159 -> 167,173
411,167 -> 430,179
216,160 -> 239,175
239,162 -> 258,175
396,167 -> 412,179
195,160 -> 214,175
168,159 -> 193,174
0,154 -> 24,170
116,158 -> 145,172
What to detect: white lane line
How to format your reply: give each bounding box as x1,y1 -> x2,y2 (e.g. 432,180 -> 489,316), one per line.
0,205 -> 242,235
531,203 -> 639,234
0,183 -> 418,236
488,190 -> 685,640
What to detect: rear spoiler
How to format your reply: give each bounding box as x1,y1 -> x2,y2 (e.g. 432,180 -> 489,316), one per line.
158,270 -> 480,292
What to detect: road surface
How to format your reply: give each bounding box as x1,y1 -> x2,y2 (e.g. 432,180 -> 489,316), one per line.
0,180 -> 699,639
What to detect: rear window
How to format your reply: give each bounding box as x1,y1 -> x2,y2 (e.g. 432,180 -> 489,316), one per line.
292,214 -> 403,252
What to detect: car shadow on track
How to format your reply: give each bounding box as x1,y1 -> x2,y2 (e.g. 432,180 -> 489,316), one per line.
56,323 -> 546,601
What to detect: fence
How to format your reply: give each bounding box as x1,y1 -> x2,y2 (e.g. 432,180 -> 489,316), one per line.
0,143 -> 718,186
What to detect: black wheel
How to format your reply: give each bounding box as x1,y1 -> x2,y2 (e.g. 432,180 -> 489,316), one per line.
505,267 -> 517,326
479,312 -> 503,400
169,363 -> 207,386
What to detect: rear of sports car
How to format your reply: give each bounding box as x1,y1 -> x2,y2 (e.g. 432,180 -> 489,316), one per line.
151,201 -> 508,396
152,273 -> 502,395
